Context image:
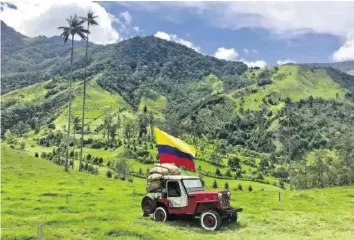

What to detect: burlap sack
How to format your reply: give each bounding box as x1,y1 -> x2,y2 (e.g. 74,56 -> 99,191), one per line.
146,180 -> 162,192
148,166 -> 170,175
153,163 -> 182,175
148,173 -> 163,181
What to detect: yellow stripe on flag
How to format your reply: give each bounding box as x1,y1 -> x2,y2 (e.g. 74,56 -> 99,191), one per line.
154,127 -> 196,158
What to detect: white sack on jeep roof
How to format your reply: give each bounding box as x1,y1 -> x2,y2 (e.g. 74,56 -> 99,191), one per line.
146,180 -> 162,192
148,173 -> 163,181
148,166 -> 170,175
152,163 -> 182,175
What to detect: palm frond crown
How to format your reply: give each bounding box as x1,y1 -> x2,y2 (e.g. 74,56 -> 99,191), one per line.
80,10 -> 99,26
58,14 -> 89,43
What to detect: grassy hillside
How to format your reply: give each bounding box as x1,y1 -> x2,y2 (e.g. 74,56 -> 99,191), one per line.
230,65 -> 347,114
2,145 -> 354,240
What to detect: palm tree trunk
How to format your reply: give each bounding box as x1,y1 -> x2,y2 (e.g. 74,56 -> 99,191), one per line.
65,35 -> 74,171
79,24 -> 90,172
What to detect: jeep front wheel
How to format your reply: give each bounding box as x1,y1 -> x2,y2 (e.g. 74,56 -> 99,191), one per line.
200,211 -> 221,231
153,207 -> 168,222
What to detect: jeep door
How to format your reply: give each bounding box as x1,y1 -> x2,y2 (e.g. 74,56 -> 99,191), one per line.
166,180 -> 187,208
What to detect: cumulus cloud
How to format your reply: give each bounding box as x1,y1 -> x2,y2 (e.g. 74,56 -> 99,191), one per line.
163,2 -> 354,62
243,48 -> 249,54
214,47 -> 239,60
276,59 -> 297,65
133,26 -> 140,32
332,35 -> 354,61
120,11 -> 132,25
0,1 -> 120,44
243,60 -> 267,69
214,47 -> 266,68
154,31 -> 200,52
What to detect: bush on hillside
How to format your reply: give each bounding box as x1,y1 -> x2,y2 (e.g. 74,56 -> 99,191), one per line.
106,170 -> 112,178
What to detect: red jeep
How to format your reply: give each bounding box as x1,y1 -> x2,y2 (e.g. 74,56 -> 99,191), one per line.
141,175 -> 243,231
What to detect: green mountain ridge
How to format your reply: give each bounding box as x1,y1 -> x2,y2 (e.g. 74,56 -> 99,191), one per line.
2,20 -> 354,192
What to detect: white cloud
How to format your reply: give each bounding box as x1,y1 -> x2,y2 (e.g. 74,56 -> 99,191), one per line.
154,31 -> 200,52
168,2 -> 354,62
243,48 -> 249,54
154,31 -> 171,41
120,11 -> 132,25
332,35 -> 354,61
174,2 -> 354,37
133,26 -> 140,32
214,47 -> 266,68
0,1 -> 119,44
276,59 -> 297,65
243,60 -> 267,69
214,47 -> 238,60
252,49 -> 259,53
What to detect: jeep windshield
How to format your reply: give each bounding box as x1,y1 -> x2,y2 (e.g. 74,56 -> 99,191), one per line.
182,179 -> 204,193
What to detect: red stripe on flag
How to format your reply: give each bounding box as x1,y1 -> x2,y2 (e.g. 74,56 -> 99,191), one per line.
159,153 -> 195,171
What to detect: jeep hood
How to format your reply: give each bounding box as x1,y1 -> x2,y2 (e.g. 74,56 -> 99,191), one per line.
188,190 -> 228,201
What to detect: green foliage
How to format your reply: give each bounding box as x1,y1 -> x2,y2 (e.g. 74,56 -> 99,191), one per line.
212,179 -> 218,189
106,170 -> 112,178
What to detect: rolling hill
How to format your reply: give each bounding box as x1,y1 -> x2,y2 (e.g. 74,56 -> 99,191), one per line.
2,20 -> 354,195
2,145 -> 354,239
305,61 -> 354,75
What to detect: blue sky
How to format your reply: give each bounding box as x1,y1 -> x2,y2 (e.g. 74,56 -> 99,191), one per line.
101,2 -> 342,66
1,1 -> 354,67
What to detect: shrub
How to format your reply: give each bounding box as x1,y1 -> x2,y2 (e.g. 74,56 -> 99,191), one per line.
138,168 -> 143,175
87,154 -> 92,161
106,170 -> 112,178
34,152 -> 39,158
215,168 -> 221,176
99,157 -> 104,165
212,180 -> 218,189
256,173 -> 264,180
79,163 -> 85,171
224,182 -> 229,189
107,161 -> 111,167
238,183 -> 243,191
226,169 -> 231,177
248,185 -> 253,192
40,152 -> 47,158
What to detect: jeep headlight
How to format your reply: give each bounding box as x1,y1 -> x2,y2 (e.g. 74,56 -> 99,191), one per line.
218,193 -> 223,200
227,191 -> 231,199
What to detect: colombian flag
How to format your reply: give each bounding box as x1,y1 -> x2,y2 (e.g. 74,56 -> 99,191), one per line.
154,127 -> 196,171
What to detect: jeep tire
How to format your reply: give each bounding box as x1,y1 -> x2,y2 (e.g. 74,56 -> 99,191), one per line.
153,207 -> 168,222
200,210 -> 221,231
141,195 -> 156,214
228,213 -> 237,223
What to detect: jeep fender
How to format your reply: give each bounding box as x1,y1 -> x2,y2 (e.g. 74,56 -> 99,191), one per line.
194,201 -> 219,215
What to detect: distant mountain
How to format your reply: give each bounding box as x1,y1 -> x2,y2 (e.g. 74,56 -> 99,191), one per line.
2,20 -> 354,191
305,61 -> 354,75
1,21 -> 105,94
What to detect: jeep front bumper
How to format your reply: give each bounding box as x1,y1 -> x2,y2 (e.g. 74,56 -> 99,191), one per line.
219,207 -> 243,218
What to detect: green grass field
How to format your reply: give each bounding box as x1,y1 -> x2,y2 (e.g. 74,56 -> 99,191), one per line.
2,145 -> 354,240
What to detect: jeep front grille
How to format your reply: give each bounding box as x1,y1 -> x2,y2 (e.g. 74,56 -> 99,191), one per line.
220,194 -> 230,209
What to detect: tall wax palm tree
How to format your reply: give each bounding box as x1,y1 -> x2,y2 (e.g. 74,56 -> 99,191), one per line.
79,11 -> 98,171
73,116 -> 81,140
58,15 -> 89,171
